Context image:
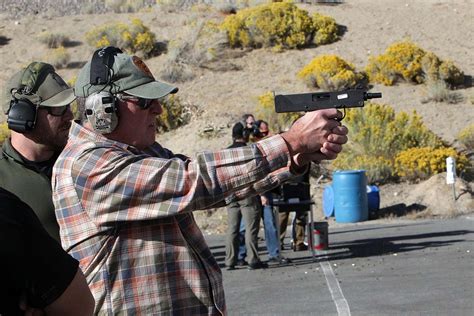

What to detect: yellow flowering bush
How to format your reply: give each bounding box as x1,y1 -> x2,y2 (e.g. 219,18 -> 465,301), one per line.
85,18 -> 156,58
0,122 -> 10,145
255,91 -> 301,133
395,147 -> 469,181
366,40 -> 464,87
221,2 -> 338,50
457,124 -> 474,151
297,55 -> 365,91
156,95 -> 196,132
332,103 -> 444,183
312,12 -> 339,46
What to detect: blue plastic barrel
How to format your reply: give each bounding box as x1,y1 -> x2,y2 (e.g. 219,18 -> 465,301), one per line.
322,185 -> 335,217
367,185 -> 380,212
333,170 -> 368,223
367,185 -> 380,219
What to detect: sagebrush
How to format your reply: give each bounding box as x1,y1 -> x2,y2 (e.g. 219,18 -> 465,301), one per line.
395,147 -> 469,181
221,2 -> 339,50
457,124 -> 474,152
156,95 -> 198,132
297,54 -> 365,91
85,18 -> 156,58
366,40 -> 464,87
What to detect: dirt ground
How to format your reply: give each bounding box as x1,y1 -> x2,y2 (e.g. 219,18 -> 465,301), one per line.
0,0 -> 472,233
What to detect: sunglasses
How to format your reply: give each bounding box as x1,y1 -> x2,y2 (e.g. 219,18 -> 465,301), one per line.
118,94 -> 154,109
38,104 -> 70,117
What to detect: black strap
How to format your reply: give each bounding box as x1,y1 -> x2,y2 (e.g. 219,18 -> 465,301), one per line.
89,46 -> 123,85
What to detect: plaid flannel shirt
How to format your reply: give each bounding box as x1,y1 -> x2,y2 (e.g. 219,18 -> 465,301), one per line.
52,122 -> 295,315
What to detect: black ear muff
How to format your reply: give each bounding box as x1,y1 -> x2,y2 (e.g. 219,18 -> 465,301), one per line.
6,62 -> 54,133
7,99 -> 37,133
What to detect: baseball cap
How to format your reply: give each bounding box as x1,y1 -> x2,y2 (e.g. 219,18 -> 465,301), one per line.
75,50 -> 178,99
3,62 -> 76,113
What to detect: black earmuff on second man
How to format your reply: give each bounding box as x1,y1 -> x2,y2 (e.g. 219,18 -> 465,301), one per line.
6,62 -> 55,133
85,46 -> 123,134
6,98 -> 38,133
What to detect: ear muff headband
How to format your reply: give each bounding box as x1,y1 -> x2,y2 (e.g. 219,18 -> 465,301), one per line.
90,46 -> 123,85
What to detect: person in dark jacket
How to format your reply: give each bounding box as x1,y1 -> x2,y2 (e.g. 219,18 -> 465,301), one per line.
0,62 -> 75,241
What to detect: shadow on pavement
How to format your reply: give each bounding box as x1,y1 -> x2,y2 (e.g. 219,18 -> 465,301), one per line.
210,229 -> 473,269
327,229 -> 473,261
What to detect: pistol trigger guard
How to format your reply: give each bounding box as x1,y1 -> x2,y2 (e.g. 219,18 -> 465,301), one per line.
335,107 -> 346,122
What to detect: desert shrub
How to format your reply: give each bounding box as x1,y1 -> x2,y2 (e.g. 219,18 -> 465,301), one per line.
0,122 -> 10,145
311,12 -> 339,46
332,103 -> 444,183
37,31 -> 69,48
254,91 -> 301,133
46,46 -> 70,69
221,2 -> 338,50
366,40 -> 464,87
438,60 -> 465,87
85,18 -> 156,58
395,147 -> 469,181
105,0 -> 148,13
297,55 -> 365,91
159,19 -> 229,82
156,95 -> 197,132
457,124 -> 474,151
366,41 -> 425,85
422,79 -> 463,104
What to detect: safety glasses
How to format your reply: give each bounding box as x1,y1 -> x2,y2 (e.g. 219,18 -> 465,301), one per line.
118,94 -> 154,109
38,104 -> 70,117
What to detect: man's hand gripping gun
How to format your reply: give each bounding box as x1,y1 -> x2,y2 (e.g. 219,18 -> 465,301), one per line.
274,89 -> 382,119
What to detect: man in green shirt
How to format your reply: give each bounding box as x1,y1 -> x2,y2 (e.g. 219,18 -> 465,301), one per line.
0,62 -> 75,241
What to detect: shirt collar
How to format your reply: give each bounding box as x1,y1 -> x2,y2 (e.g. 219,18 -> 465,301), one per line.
2,138 -> 23,163
68,121 -> 148,154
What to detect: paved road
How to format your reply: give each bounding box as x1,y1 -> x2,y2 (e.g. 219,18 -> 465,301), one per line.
205,216 -> 474,316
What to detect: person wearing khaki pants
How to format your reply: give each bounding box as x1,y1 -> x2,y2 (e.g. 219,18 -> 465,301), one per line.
225,195 -> 264,270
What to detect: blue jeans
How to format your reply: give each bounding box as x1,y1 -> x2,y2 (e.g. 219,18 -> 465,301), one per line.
238,220 -> 246,260
262,205 -> 280,258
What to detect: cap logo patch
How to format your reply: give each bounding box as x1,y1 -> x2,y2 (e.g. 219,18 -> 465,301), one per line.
132,56 -> 154,79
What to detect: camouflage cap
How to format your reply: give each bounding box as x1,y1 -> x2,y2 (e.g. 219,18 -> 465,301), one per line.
3,62 -> 75,114
75,49 -> 178,99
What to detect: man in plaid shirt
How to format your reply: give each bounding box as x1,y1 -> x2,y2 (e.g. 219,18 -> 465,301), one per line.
52,47 -> 348,315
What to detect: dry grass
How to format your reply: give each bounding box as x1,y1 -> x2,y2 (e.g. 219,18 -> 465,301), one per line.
422,79 -> 464,104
